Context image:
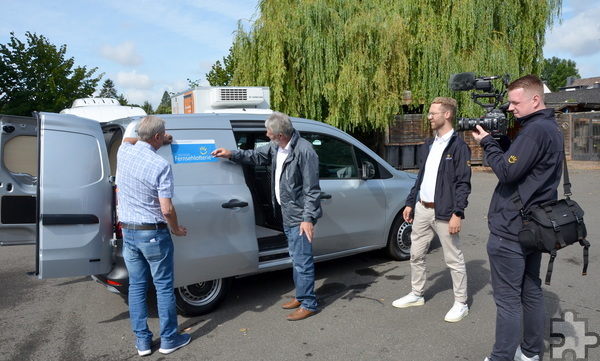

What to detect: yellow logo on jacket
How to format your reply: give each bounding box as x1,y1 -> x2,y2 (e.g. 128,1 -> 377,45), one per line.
508,155 -> 518,164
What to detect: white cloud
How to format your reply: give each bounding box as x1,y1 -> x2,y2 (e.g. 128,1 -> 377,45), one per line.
545,4 -> 600,57
116,70 -> 153,89
123,88 -> 153,107
104,0 -> 246,54
100,41 -> 143,66
117,74 -> 190,108
166,79 -> 192,95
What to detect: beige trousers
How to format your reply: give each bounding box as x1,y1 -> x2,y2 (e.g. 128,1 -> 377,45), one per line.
409,201 -> 468,303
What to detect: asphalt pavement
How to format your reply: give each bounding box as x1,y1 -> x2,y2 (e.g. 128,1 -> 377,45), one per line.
0,168 -> 598,361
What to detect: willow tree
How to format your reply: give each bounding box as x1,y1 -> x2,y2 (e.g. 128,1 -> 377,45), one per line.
230,0 -> 561,132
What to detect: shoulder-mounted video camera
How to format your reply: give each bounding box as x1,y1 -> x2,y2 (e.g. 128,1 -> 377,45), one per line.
449,72 -> 510,137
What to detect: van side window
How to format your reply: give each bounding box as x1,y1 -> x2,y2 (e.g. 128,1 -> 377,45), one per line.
300,133 -> 357,179
301,133 -> 392,180
355,147 -> 391,179
235,133 -> 270,150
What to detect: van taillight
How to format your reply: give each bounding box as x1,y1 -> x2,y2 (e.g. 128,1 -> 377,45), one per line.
107,280 -> 123,286
115,222 -> 123,239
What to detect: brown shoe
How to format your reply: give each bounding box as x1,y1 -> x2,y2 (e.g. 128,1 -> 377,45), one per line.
286,308 -> 315,321
281,299 -> 301,309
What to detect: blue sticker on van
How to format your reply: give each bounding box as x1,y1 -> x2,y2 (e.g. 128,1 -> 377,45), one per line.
171,140 -> 218,163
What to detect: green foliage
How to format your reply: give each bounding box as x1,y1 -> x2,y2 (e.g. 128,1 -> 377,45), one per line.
541,57 -> 580,92
141,101 -> 154,114
99,79 -> 118,99
0,32 -> 102,116
116,94 -> 129,106
187,78 -> 201,88
160,91 -> 171,107
155,91 -> 172,114
98,79 -> 134,107
206,48 -> 236,86
206,60 -> 230,86
231,0 -> 562,132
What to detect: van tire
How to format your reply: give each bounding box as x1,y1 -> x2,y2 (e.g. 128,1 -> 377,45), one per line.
386,215 -> 412,261
175,278 -> 232,317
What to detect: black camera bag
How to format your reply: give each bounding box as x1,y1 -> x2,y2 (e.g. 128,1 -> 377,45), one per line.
513,152 -> 590,285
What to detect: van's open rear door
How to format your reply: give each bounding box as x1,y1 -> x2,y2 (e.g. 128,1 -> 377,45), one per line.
0,115 -> 38,245
37,112 -> 113,278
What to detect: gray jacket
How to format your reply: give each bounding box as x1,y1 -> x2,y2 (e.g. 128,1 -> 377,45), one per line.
231,130 -> 322,227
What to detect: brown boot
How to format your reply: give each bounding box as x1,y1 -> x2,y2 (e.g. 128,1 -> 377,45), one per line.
281,299 -> 301,309
286,308 -> 315,321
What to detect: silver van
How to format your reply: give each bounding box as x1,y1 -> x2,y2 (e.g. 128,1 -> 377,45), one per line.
0,112 -> 415,316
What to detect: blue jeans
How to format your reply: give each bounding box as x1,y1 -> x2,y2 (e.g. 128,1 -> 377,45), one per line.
123,227 -> 178,343
487,233 -> 545,361
284,225 -> 318,311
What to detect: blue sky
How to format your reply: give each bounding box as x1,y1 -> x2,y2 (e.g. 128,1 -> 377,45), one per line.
1,0 -> 599,109
544,0 -> 600,78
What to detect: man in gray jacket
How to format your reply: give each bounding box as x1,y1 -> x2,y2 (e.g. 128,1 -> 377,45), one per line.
212,111 -> 322,321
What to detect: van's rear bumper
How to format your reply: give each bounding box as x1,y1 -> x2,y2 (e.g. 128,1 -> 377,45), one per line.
92,238 -> 129,294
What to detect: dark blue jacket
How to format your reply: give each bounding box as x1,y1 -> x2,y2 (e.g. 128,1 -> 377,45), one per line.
231,130 -> 323,227
406,132 -> 472,221
481,108 -> 563,241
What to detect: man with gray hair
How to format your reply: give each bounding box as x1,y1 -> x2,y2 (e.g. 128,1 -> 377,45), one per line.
212,111 -> 322,321
117,115 -> 190,356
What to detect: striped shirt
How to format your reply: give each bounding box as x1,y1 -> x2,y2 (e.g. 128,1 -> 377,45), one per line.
116,141 -> 174,224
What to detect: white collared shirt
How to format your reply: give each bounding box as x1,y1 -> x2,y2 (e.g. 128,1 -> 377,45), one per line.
275,142 -> 291,205
419,130 -> 453,202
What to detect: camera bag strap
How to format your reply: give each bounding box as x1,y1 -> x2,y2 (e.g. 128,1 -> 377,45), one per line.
511,147 -> 590,284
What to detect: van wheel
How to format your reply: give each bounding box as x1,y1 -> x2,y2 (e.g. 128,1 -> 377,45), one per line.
386,216 -> 412,261
175,278 -> 232,317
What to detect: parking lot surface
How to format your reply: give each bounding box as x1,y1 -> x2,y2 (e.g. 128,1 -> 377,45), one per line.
0,168 -> 598,361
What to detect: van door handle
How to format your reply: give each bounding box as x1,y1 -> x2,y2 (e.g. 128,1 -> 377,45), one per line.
222,199 -> 249,209
41,214 -> 100,225
320,192 -> 332,200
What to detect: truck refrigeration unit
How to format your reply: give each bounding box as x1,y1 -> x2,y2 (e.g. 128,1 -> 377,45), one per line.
171,86 -> 272,114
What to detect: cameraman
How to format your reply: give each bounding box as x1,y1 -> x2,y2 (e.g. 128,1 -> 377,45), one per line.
472,75 -> 563,361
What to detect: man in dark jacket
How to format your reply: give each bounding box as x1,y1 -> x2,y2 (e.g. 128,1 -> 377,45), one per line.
212,111 -> 322,321
473,75 -> 562,361
392,97 -> 472,323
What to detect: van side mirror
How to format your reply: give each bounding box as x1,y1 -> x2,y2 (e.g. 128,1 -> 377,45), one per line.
361,161 -> 375,180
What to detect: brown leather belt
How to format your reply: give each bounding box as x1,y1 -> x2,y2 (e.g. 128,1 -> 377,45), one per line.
120,223 -> 168,230
420,200 -> 435,209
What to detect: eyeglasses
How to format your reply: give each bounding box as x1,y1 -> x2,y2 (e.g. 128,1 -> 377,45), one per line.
427,112 -> 445,117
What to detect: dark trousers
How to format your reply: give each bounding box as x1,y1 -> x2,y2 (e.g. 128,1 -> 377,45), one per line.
487,233 -> 545,361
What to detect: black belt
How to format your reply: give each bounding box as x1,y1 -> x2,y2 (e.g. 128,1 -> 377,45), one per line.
420,200 -> 435,209
120,222 -> 168,230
